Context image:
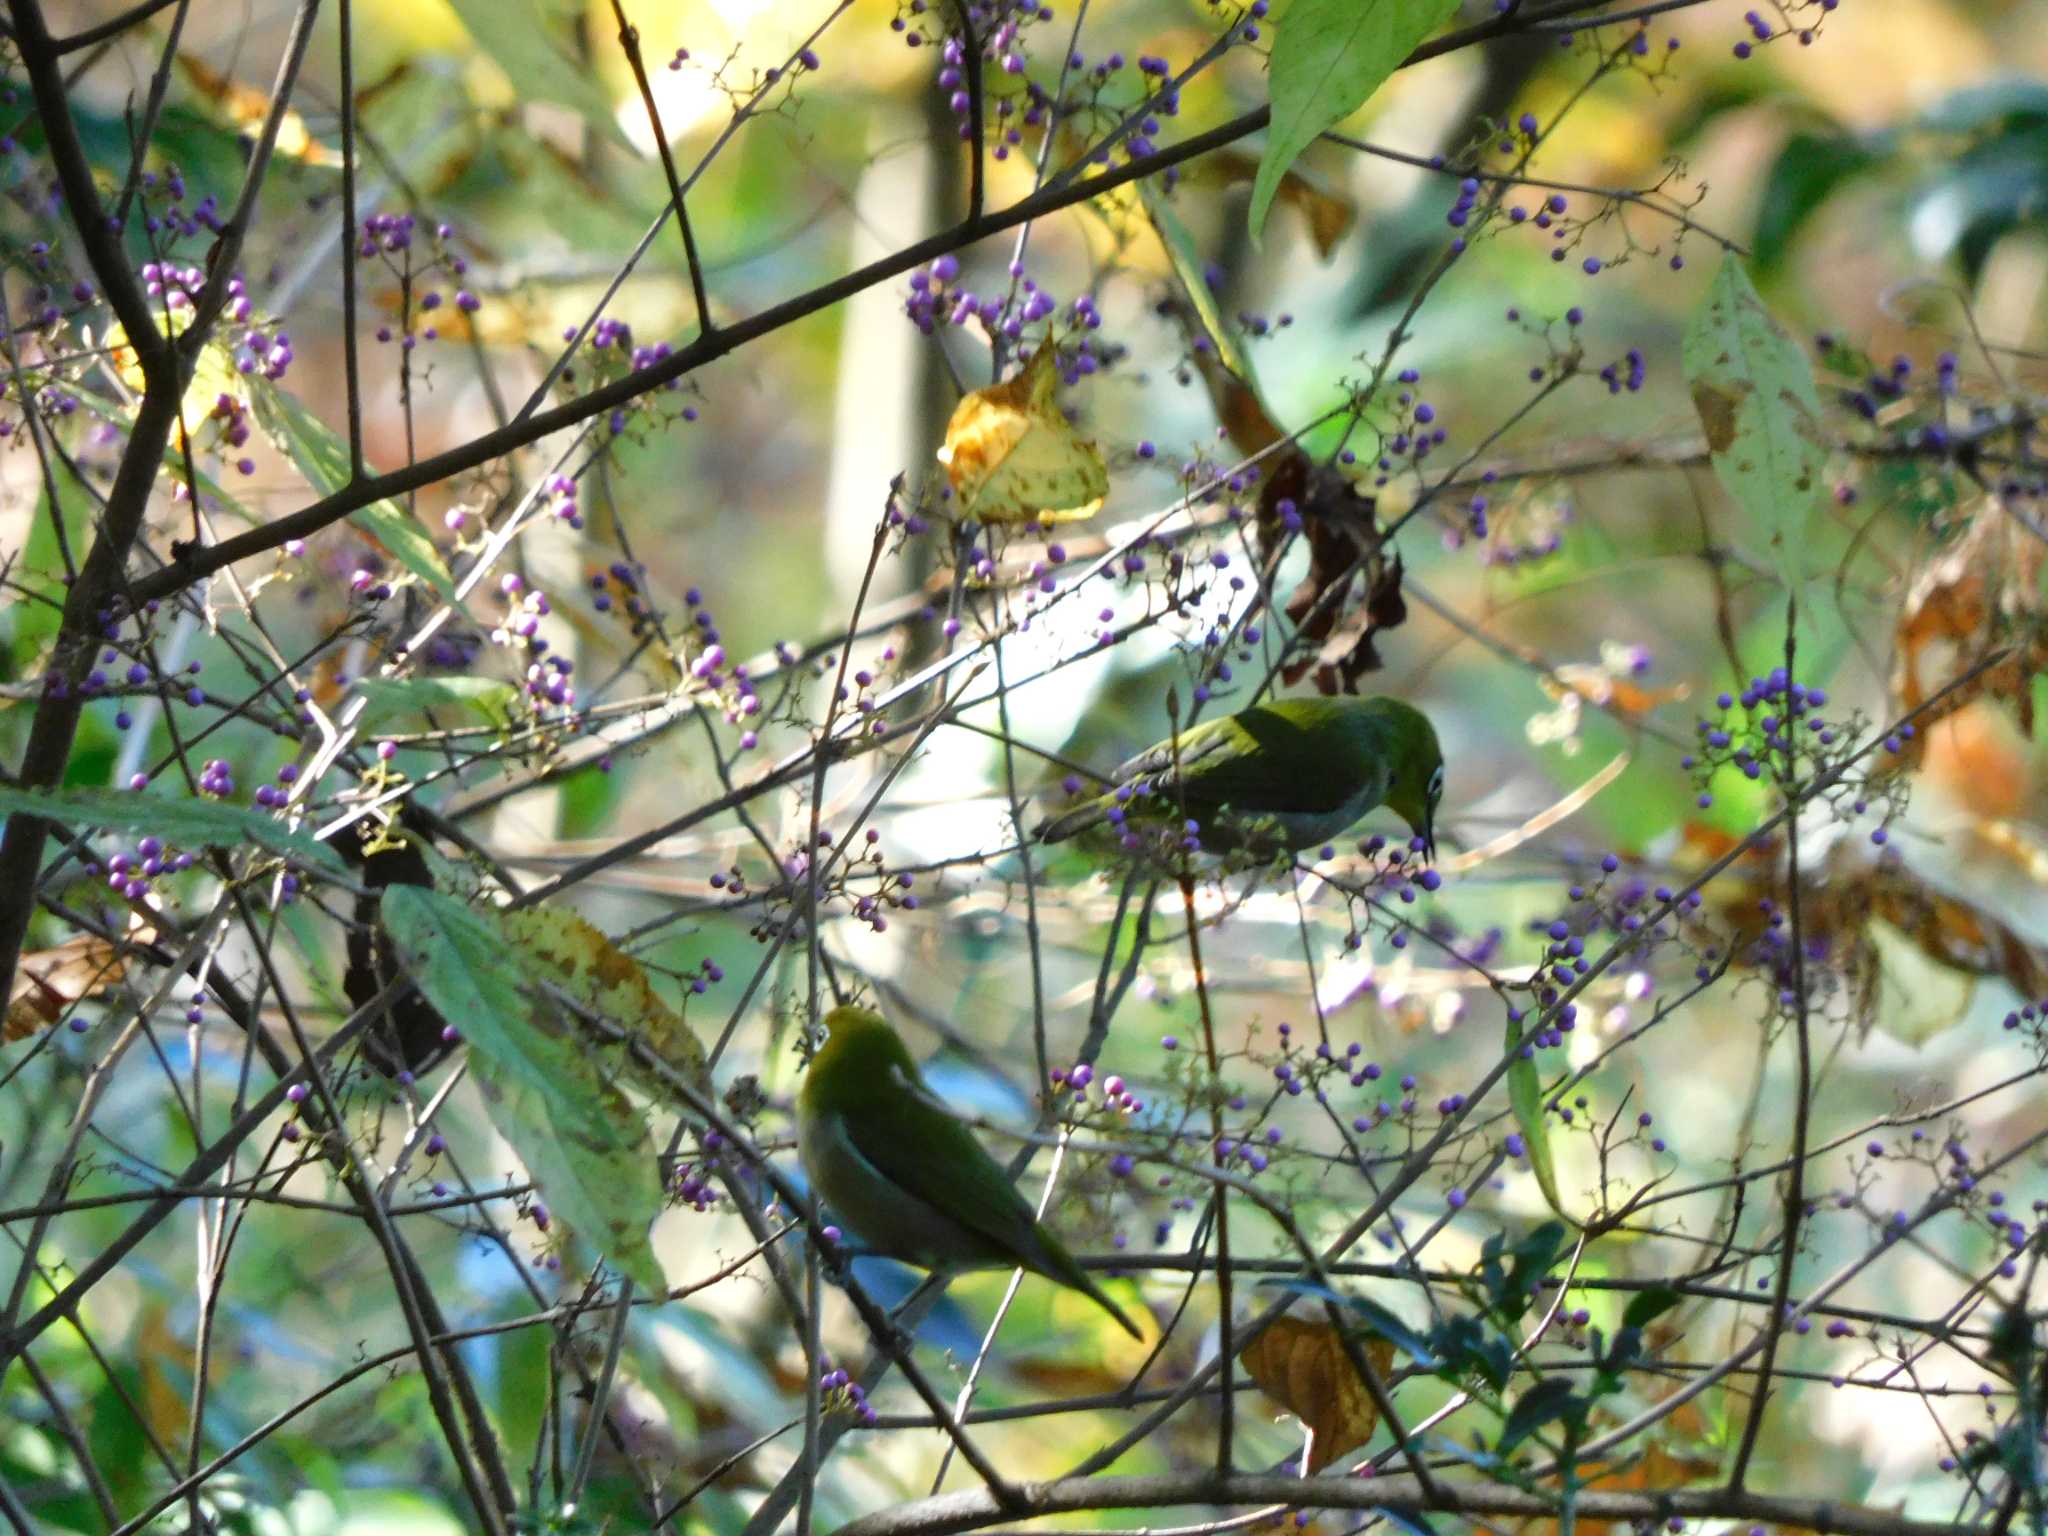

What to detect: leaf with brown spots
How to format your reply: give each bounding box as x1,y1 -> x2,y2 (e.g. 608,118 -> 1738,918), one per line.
1682,255 -> 1828,596
498,906 -> 710,1101
382,887 -> 670,1293
1240,1316 -> 1396,1472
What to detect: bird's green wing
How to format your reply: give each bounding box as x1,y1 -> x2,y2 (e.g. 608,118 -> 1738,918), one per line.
836,1067 -> 1068,1273
1118,705 -> 1386,817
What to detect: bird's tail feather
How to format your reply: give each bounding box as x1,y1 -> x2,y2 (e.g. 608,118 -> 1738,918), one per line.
1078,1273 -> 1143,1340
1033,1240 -> 1142,1339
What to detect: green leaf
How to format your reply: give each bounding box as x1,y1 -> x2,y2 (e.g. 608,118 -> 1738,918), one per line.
1432,1313 -> 1515,1391
249,381 -> 461,606
1506,1015 -> 1567,1224
379,886 -> 669,1294
1495,1221 -> 1570,1321
1909,124 -> 2048,281
1250,0 -> 1461,242
1682,254 -> 1829,597
356,677 -> 519,733
1497,1375 -> 1580,1455
1621,1285 -> 1682,1332
444,0 -> 629,147
1,466 -> 89,673
0,785 -> 344,874
1138,182 -> 1254,380
1752,131 -> 1878,273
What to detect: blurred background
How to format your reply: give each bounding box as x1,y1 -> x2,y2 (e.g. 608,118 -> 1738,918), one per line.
4,0 -> 2048,1531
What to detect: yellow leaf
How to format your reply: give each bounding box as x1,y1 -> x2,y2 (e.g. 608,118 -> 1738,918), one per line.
178,54 -> 338,166
1239,1315 -> 1394,1473
137,1301 -> 193,1445
937,341 -> 1108,525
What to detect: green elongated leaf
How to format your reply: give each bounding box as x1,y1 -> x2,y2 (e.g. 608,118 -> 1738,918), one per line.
249,382 -> 460,606
1432,1313 -> 1513,1391
0,785 -> 344,874
1621,1285 -> 1682,1332
3,466 -> 91,666
1752,131 -> 1878,273
1682,255 -> 1828,596
356,677 -> 520,733
1250,0 -> 1461,242
1138,182 -> 1254,380
1497,1375 -> 1580,1455
1495,1220 -> 1570,1321
1506,1015 -> 1567,1224
445,0 -> 629,147
380,886 -> 669,1294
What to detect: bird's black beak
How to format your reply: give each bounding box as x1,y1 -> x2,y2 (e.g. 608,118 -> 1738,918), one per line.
1422,803 -> 1438,863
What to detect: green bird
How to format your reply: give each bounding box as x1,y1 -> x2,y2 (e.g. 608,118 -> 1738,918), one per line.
1037,694 -> 1445,858
796,1005 -> 1142,1339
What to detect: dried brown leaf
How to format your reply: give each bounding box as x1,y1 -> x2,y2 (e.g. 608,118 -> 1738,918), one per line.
1199,148 -> 1359,259
7,927 -> 143,1041
1240,1316 -> 1395,1473
1892,497 -> 2047,765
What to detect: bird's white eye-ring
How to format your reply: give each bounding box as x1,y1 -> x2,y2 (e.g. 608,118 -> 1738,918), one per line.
1427,765 -> 1444,802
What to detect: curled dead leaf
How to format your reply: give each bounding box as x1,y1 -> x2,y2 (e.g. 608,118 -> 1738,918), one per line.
1690,818 -> 2048,1046
1918,699 -> 2036,820
8,932 -> 131,1041
1239,1315 -> 1395,1473
178,53 -> 337,166
7,915 -> 155,1042
1253,455 -> 1404,695
1194,148 -> 1359,259
1891,496 -> 2046,772
937,342 -> 1107,525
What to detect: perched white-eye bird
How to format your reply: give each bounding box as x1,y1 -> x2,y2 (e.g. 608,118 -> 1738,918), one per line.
1037,695 -> 1445,858
796,1005 -> 1141,1339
